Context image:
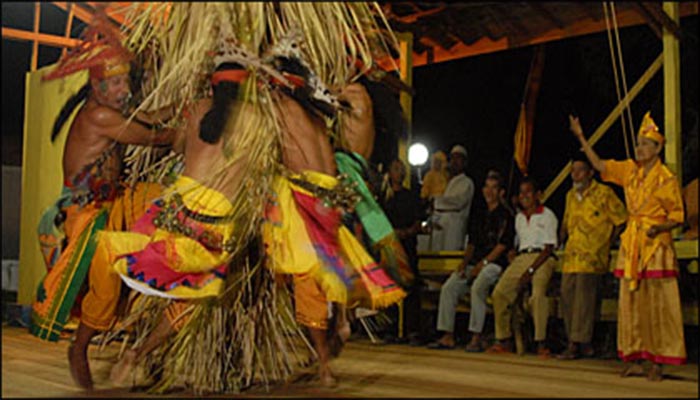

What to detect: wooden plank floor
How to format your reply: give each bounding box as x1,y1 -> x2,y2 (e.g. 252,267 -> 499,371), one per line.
2,326 -> 697,398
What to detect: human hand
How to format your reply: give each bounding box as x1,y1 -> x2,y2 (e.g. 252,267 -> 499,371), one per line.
646,225 -> 661,238
519,271 -> 532,287
569,115 -> 584,139
470,265 -> 482,279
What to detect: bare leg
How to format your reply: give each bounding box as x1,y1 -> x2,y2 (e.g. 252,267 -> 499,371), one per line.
336,303 -> 350,343
68,322 -> 97,390
110,316 -> 174,385
309,327 -> 337,387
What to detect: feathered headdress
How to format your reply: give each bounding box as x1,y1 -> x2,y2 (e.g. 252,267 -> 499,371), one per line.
43,6 -> 132,81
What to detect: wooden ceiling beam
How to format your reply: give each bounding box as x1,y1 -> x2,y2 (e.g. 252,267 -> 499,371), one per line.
641,2 -> 683,40
2,26 -> 80,48
409,3 -> 697,67
630,2 -> 664,39
528,3 -> 566,30
393,5 -> 446,24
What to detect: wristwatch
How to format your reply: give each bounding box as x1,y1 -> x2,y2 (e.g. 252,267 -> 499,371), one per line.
527,267 -> 535,275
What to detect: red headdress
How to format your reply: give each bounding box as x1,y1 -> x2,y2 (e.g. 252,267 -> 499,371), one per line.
43,6 -> 132,81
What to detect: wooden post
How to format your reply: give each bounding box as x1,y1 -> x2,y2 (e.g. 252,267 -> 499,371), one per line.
31,2 -> 41,71
397,32 -> 413,188
62,3 -> 75,58
395,31 -> 413,340
542,53 -> 663,202
663,2 -> 682,182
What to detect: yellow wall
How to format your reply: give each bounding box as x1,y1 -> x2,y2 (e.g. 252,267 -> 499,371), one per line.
17,67 -> 87,305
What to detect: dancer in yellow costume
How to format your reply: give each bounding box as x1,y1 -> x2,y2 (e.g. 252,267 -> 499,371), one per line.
570,112 -> 686,381
96,2 -> 407,393
30,9 -> 175,390
102,63 -> 252,385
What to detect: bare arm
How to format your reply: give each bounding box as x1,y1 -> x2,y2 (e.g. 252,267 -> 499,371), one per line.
569,115 -> 606,174
88,106 -> 175,146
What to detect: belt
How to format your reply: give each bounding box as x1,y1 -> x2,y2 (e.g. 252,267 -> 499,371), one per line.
518,247 -> 543,254
435,208 -> 461,213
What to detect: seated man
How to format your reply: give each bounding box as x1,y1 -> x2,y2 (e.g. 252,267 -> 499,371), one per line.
427,170 -> 514,351
486,176 -> 558,357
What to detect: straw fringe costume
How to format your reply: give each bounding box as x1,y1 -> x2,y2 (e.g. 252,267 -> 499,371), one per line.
100,2 -> 407,394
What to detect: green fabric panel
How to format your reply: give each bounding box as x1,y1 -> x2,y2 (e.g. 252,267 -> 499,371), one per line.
334,151 -> 393,243
30,209 -> 108,341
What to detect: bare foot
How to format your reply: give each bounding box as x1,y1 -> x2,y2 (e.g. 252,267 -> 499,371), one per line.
647,364 -> 663,382
110,349 -> 137,385
620,362 -> 644,378
319,366 -> 338,388
68,343 -> 94,390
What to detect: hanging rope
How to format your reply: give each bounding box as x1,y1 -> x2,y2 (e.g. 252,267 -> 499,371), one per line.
603,1 -> 632,158
609,2 -> 637,150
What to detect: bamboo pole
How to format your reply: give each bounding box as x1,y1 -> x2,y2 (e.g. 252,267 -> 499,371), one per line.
542,53 -> 664,202
62,3 -> 75,58
663,2 -> 681,181
396,31 -> 413,340
31,2 -> 40,71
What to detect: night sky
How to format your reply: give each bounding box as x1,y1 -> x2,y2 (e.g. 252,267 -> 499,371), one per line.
2,3 -> 698,221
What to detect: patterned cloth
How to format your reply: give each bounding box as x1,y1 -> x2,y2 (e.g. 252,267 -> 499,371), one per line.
31,181 -> 160,341
562,179 -> 627,274
263,170 -> 405,326
334,150 -> 414,289
102,175 -> 236,299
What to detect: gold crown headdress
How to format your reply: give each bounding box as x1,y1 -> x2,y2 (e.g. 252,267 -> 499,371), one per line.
638,111 -> 664,144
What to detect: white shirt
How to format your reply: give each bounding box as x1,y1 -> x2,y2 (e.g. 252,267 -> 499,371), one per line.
430,173 -> 475,251
514,205 -> 558,251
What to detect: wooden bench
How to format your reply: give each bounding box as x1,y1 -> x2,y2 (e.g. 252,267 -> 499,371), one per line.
403,239 -> 699,346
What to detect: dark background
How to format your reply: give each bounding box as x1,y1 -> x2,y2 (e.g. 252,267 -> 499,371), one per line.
2,3 -> 698,222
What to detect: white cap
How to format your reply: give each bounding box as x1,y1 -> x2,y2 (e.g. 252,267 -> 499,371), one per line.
450,145 -> 468,158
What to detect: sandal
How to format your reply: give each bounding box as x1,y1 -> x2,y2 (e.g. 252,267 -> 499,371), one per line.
465,342 -> 484,353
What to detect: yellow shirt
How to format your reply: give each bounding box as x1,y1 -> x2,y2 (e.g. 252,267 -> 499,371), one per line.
601,159 -> 685,288
420,169 -> 448,199
562,180 -> 627,274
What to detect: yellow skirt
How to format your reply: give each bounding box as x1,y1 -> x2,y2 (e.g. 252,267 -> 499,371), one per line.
101,176 -> 236,299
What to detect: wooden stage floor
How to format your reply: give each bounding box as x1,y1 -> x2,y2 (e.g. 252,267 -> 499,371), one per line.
2,326 -> 698,398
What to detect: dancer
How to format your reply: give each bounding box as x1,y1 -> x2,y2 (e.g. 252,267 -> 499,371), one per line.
30,11 -> 174,390
570,112 -> 686,381
104,61 -> 251,386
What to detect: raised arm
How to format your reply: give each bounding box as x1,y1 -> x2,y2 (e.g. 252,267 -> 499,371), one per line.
88,106 -> 175,146
569,115 -> 605,174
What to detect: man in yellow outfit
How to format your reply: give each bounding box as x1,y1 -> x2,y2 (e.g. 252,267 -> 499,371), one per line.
30,12 -> 174,390
570,112 -> 686,381
558,151 -> 627,360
